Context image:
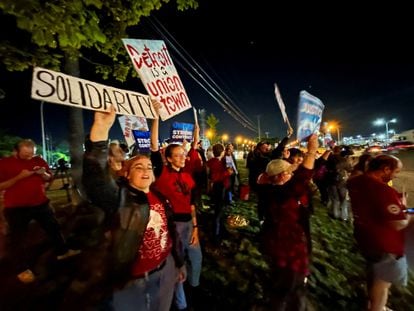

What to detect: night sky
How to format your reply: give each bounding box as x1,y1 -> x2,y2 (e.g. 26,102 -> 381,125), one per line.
1,1 -> 414,146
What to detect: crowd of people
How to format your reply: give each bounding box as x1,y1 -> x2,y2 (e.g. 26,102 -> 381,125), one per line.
0,102 -> 413,310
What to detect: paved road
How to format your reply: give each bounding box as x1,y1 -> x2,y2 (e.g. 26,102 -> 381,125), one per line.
388,149 -> 414,207
393,171 -> 414,207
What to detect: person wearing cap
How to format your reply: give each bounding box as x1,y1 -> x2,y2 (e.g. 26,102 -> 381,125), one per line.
258,134 -> 318,310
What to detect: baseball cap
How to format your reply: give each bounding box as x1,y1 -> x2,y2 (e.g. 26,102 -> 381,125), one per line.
266,159 -> 293,177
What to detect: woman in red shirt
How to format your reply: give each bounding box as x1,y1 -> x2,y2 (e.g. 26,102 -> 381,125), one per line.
149,102 -> 202,311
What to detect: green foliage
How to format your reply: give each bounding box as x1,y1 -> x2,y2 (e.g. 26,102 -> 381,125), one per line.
206,113 -> 219,129
0,131 -> 22,157
206,113 -> 220,144
0,0 -> 198,80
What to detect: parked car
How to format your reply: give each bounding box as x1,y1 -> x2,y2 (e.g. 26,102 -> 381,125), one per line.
365,145 -> 384,154
387,141 -> 414,152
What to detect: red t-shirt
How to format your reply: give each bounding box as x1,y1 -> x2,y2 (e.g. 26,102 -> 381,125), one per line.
184,148 -> 203,174
207,157 -> 231,189
347,174 -> 407,256
154,166 -> 195,215
0,156 -> 51,208
131,192 -> 172,277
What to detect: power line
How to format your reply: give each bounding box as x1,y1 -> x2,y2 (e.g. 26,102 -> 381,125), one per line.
145,17 -> 258,133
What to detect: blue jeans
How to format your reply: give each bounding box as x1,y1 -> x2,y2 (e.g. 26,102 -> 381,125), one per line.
367,253 -> 408,286
174,221 -> 203,309
112,254 -> 177,311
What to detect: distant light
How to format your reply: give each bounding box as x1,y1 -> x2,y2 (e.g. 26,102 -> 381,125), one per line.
373,119 -> 385,126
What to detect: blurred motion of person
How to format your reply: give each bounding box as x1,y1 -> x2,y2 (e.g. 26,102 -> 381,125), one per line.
347,154 -> 413,311
0,139 -> 80,284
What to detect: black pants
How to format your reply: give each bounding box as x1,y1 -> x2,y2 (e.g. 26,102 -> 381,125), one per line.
266,266 -> 307,311
211,182 -> 226,238
4,203 -> 68,272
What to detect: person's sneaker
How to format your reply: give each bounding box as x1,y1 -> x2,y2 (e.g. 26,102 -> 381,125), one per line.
57,249 -> 81,260
17,269 -> 35,283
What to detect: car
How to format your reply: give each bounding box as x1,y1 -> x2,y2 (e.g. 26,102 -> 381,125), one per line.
387,141 -> 414,152
365,145 -> 384,154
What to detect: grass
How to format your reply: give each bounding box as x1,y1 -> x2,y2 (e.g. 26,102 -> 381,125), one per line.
48,163 -> 414,310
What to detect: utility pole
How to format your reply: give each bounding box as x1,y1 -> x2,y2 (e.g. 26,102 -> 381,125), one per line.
40,101 -> 47,161
257,115 -> 261,141
198,108 -> 206,140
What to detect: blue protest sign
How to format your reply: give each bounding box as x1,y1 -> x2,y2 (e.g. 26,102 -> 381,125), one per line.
296,91 -> 325,141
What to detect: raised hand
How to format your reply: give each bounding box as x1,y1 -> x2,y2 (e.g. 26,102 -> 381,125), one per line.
287,126 -> 294,138
151,99 -> 162,119
90,105 -> 116,142
306,134 -> 319,154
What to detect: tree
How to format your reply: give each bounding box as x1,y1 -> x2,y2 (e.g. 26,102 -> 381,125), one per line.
0,130 -> 22,157
0,0 -> 198,196
206,113 -> 219,144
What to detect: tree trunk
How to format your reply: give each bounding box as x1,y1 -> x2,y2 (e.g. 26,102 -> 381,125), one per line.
64,52 -> 85,202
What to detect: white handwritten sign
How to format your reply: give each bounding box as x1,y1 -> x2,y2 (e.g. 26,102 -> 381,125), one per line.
31,67 -> 157,118
122,39 -> 192,121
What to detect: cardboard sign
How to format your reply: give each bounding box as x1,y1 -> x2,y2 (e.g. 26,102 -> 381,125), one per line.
122,39 -> 192,121
296,90 -> 325,141
31,67 -> 156,118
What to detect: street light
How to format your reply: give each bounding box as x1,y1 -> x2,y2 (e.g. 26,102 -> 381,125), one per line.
373,118 -> 397,144
236,136 -> 242,150
222,134 -> 229,144
328,124 -> 341,144
206,129 -> 214,143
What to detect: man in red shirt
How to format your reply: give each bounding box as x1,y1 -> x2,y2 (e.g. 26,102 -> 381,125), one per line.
0,139 -> 80,283
347,154 -> 413,311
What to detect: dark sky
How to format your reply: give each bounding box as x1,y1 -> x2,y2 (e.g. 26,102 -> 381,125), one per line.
149,1 -> 414,139
1,1 -> 414,146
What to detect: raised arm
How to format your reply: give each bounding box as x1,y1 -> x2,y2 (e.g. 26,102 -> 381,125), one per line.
149,99 -> 164,178
271,126 -> 294,159
83,106 -> 119,217
192,123 -> 200,150
150,99 -> 161,152
302,134 -> 319,170
90,106 -> 116,142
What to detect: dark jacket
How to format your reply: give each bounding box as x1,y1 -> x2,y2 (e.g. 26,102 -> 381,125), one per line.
82,141 -> 185,272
